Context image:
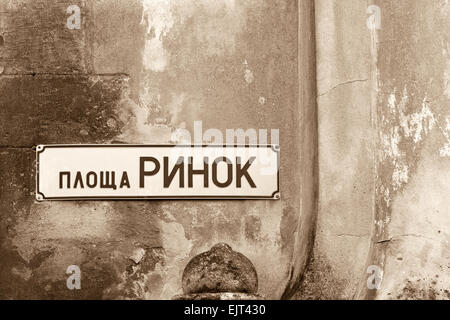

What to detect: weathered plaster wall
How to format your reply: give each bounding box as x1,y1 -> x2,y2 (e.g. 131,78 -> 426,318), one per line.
295,0 -> 374,299
364,0 -> 450,300
3,0 -> 446,301
296,0 -> 449,300
0,0 -> 317,299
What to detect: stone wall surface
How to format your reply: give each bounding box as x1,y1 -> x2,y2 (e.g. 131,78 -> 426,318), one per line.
295,0 -> 449,300
0,0 -> 317,299
1,0 -> 448,300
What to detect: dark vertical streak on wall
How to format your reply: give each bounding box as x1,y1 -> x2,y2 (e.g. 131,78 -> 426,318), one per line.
282,0 -> 318,299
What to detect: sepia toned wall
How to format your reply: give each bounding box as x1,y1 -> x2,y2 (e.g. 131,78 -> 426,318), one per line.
0,0 -> 448,300
296,0 -> 449,300
0,0 -> 317,299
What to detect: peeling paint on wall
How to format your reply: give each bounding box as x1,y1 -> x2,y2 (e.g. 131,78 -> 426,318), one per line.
439,116 -> 450,157
141,0 -> 173,72
0,0 -> 312,300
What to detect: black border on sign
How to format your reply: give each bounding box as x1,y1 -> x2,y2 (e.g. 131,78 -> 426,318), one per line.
36,144 -> 280,201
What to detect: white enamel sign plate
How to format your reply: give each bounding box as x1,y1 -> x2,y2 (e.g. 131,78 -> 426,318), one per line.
36,145 -> 280,200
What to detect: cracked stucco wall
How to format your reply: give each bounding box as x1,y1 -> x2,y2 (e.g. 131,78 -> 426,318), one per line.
2,0 -> 446,301
0,0 -> 317,299
295,0 -> 449,300
366,0 -> 450,300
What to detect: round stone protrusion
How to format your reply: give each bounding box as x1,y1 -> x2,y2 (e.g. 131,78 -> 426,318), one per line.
182,243 -> 258,294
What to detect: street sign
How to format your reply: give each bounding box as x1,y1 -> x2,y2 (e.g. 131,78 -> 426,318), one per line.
36,144 -> 280,200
